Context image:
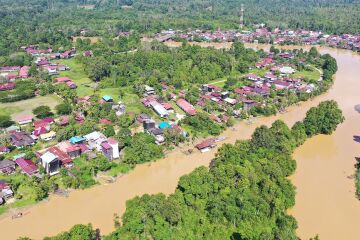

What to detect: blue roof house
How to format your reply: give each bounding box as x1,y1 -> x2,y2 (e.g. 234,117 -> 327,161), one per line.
102,95 -> 113,102
69,136 -> 86,144
158,122 -> 172,129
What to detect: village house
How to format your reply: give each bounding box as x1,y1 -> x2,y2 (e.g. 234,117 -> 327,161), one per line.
83,50 -> 93,57
143,118 -> 156,130
0,82 -> 16,91
144,85 -> 155,95
243,100 -> 258,111
0,180 -> 13,203
195,138 -> 216,153
19,66 -> 30,79
102,95 -> 113,103
101,138 -> 119,160
0,146 -> 10,155
280,66 -> 296,75
40,151 -> 60,176
148,128 -> 165,145
10,131 -> 35,148
15,158 -> 38,176
150,101 -> 169,118
176,99 -> 197,116
0,160 -> 16,174
16,115 -> 33,125
40,131 -> 56,141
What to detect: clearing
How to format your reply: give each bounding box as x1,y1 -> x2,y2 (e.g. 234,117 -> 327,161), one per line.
0,95 -> 62,120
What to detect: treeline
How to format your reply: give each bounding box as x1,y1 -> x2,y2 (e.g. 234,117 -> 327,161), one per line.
2,0 -> 360,56
0,80 -> 36,103
79,41 -> 258,90
30,100 -> 344,240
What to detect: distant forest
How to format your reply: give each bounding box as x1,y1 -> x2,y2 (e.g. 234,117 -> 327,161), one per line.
2,0 -> 360,55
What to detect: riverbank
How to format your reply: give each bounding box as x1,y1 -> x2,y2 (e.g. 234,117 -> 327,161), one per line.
1,45 -> 360,240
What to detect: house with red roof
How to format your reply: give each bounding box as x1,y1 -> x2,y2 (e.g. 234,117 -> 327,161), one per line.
83,51 -> 93,57
247,74 -> 260,81
0,83 -> 16,91
176,99 -> 197,116
16,115 -> 33,125
58,116 -> 70,126
15,158 -> 38,176
66,80 -> 77,89
274,80 -> 293,90
99,119 -> 113,125
0,146 -> 10,155
195,138 -> 216,153
47,146 -> 73,167
19,66 -> 30,79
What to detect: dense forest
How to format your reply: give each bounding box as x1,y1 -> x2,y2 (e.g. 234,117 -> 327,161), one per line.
2,0 -> 360,56
32,100 -> 343,240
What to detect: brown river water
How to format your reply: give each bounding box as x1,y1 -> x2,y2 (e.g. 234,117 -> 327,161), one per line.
1,43 -> 360,239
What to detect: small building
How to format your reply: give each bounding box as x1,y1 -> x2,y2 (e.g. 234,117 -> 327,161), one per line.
0,160 -> 16,174
150,101 -> 169,118
40,152 -> 60,176
15,158 -> 38,176
66,145 -> 81,159
0,188 -> 14,201
158,122 -> 172,129
5,125 -> 20,133
176,99 -> 197,116
144,85 -> 155,95
69,136 -> 86,145
99,119 -> 113,125
280,66 -> 296,75
40,131 -> 56,141
143,119 -> 156,130
148,128 -> 165,145
10,131 -> 35,148
0,146 -> 10,155
224,97 -> 237,105
16,115 -> 33,125
0,83 -> 16,91
247,74 -> 259,81
58,116 -> 70,126
195,139 -> 216,153
83,50 -> 93,57
243,100 -> 258,111
102,95 -> 113,102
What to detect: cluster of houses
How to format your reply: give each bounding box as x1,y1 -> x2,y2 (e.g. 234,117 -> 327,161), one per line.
0,66 -> 29,83
153,27 -> 360,51
37,131 -> 119,175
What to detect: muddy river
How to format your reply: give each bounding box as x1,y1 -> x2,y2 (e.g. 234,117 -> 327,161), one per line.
0,43 -> 360,239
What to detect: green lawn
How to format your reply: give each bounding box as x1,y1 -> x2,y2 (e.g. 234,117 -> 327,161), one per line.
0,106 -> 22,116
291,68 -> 320,81
106,162 -> 133,177
0,173 -> 37,216
0,95 -> 62,120
54,58 -> 94,97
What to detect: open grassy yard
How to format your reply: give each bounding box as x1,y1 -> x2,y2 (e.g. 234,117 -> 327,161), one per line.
291,68 -> 321,81
0,95 -> 62,120
72,36 -> 101,44
54,58 -> 95,97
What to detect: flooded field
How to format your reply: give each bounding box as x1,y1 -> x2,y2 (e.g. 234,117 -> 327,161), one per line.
1,44 -> 360,239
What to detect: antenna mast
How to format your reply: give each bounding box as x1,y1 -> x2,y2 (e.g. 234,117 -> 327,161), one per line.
240,4 -> 244,30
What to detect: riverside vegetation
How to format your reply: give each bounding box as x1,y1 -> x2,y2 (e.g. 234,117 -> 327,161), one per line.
20,100 -> 343,240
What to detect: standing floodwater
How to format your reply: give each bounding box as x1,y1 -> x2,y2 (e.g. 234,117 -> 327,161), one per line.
0,45 -> 360,239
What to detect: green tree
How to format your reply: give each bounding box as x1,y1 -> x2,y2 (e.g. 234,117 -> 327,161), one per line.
55,103 -> 72,115
0,115 -> 14,128
32,105 -> 53,119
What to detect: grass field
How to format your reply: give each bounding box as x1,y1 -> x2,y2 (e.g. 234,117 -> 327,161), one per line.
0,95 -> 62,120
291,68 -> 321,80
55,58 -> 94,97
72,36 -> 101,44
